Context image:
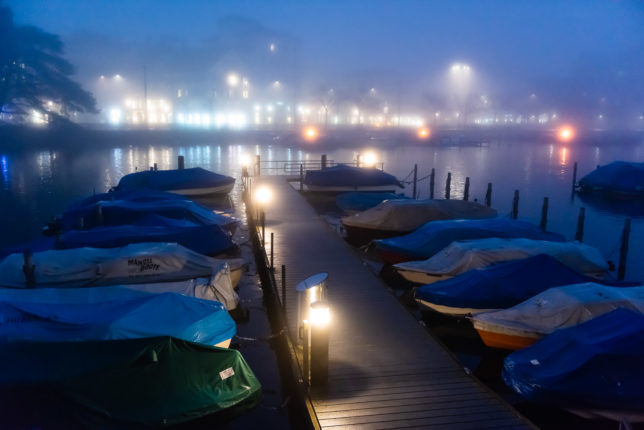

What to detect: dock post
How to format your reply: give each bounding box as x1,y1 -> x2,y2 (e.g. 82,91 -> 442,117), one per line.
153,163 -> 157,171
445,172 -> 451,200
96,204 -> 103,226
540,197 -> 549,230
321,154 -> 327,169
255,155 -> 261,176
299,164 -> 304,192
575,207 -> 586,242
618,218 -> 632,280
22,252 -> 35,288
356,154 -> 361,167
281,265 -> 286,311
303,322 -> 310,387
412,164 -> 418,199
270,232 -> 274,270
310,301 -> 329,388
572,161 -> 578,192
485,183 -> 492,207
178,155 -> 184,170
260,210 -> 266,247
463,177 -> 470,201
512,190 -> 519,219
429,168 -> 435,199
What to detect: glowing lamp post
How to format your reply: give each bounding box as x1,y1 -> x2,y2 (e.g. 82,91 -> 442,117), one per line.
303,126 -> 319,142
254,186 -> 272,246
417,127 -> 430,140
309,300 -> 330,387
557,125 -> 575,142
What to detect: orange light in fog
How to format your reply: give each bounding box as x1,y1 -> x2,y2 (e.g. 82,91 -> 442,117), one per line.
303,126 -> 318,142
557,125 -> 575,142
417,127 -> 430,139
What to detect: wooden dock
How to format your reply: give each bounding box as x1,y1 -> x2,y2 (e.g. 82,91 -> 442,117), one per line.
253,176 -> 534,429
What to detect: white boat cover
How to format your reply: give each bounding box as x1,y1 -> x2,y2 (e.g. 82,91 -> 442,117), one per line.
341,199 -> 497,232
394,238 -> 609,279
0,288 -> 236,346
0,242 -> 229,288
471,284 -> 644,335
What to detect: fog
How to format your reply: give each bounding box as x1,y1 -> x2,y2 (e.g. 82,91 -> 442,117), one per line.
7,0 -> 644,130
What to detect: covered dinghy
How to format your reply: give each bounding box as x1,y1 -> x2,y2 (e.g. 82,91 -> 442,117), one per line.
577,161 -> 644,198
376,218 -> 565,264
304,164 -> 403,193
415,254 -> 635,317
393,238 -> 609,284
117,167 -> 236,196
0,336 -> 261,426
341,199 -> 497,246
471,284 -> 644,350
503,308 -> 644,422
0,290 -> 236,348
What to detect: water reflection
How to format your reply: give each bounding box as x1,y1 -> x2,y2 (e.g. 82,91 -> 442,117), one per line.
37,151 -> 53,183
1,156 -> 9,190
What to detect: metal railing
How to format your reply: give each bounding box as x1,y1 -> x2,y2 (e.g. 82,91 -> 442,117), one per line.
256,159 -> 384,176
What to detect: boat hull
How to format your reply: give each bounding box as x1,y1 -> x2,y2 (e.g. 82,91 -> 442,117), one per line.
343,225 -> 412,247
170,182 -> 235,196
472,320 -> 540,350
416,299 -> 492,318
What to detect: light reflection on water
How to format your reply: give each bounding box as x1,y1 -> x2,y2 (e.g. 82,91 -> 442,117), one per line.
1,156 -> 9,190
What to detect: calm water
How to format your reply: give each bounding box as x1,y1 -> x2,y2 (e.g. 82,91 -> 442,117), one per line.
1,135 -> 643,282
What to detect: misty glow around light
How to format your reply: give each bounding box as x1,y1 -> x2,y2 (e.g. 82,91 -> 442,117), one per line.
254,186 -> 273,205
417,127 -> 430,139
303,126 -> 318,142
557,125 -> 575,142
309,301 -> 330,327
361,152 -> 377,167
227,73 -> 239,87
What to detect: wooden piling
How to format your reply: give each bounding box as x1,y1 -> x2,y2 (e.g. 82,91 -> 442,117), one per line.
256,155 -> 261,176
429,168 -> 435,199
575,207 -> 586,242
463,177 -> 470,201
321,154 -> 327,169
153,163 -> 158,171
270,232 -> 274,270
299,164 -> 303,192
412,164 -> 418,199
618,218 -> 632,280
572,161 -> 578,192
445,172 -> 451,200
356,154 -> 361,168
540,197 -> 549,230
22,252 -> 35,288
281,264 -> 286,312
485,183 -> 492,207
512,190 -> 519,219
178,155 -> 184,170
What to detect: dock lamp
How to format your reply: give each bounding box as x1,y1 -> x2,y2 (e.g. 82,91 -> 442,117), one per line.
254,186 -> 272,246
296,273 -> 328,343
309,301 -> 330,387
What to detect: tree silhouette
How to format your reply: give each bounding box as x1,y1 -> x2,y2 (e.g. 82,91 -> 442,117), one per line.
0,3 -> 97,123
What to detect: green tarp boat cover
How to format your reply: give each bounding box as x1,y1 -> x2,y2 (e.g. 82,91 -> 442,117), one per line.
0,336 -> 261,426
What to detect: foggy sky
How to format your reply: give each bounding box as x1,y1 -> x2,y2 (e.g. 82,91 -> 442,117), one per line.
6,0 -> 644,121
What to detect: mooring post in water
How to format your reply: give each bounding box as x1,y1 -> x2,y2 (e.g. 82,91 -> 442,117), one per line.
321,154 -> 327,169
618,218 -> 632,280
310,301 -> 329,388
153,163 -> 157,171
412,164 -> 418,199
299,164 -> 304,192
22,252 -> 35,288
485,183 -> 492,207
281,264 -> 286,311
445,172 -> 451,200
512,190 -> 519,219
463,177 -> 470,201
572,161 -> 578,192
540,197 -> 549,230
356,154 -> 361,168
270,232 -> 274,270
255,155 -> 261,176
575,207 -> 586,242
429,168 -> 435,199
178,155 -> 184,170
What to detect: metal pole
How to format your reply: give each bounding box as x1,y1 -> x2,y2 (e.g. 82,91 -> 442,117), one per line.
22,252 -> 35,288
299,164 -> 303,192
445,172 -> 451,200
303,322 -> 310,387
575,207 -> 586,242
572,161 -> 578,192
260,210 -> 266,247
463,177 -> 470,201
255,155 -> 261,176
412,164 -> 418,199
618,218 -> 632,281
540,197 -> 549,230
512,190 -> 519,219
178,155 -> 184,170
485,183 -> 492,207
281,264 -> 286,311
429,168 -> 435,199
356,154 -> 361,168
321,154 -> 327,169
270,232 -> 274,270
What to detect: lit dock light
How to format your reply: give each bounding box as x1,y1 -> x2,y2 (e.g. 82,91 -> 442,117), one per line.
254,186 -> 272,206
309,301 -> 331,327
557,125 -> 575,142
303,126 -> 319,142
362,152 -> 378,167
240,154 -> 251,168
227,73 -> 239,87
417,127 -> 430,139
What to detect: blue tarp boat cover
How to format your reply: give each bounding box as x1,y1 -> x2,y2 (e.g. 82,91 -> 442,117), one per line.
59,199 -> 238,232
65,189 -> 189,212
503,308 -> 644,412
578,161 -> 644,196
336,192 -> 410,213
415,254 -> 636,312
117,167 -> 235,194
376,218 -> 565,261
0,290 -> 236,347
304,164 -> 403,188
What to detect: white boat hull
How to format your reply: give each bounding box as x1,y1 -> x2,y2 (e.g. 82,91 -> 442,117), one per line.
169,182 -> 235,196
416,299 -> 494,318
305,184 -> 400,193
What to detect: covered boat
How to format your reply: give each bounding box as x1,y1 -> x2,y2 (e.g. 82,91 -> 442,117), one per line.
577,161 -> 644,198
341,199 -> 498,246
57,198 -> 239,233
0,336 -> 261,426
336,191 -> 410,214
303,164 -> 403,193
64,189 -> 190,212
503,308 -> 644,422
0,290 -> 236,348
375,218 -> 565,264
117,167 -> 236,196
415,254 -> 636,317
470,284 -> 644,350
393,238 -> 609,285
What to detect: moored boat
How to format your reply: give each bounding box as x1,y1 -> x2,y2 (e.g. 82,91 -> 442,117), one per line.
335,191 -> 410,214
341,199 -> 498,246
577,161 -> 644,198
470,284 -> 644,350
502,308 -> 644,422
393,238 -> 609,285
303,164 -> 404,193
116,167 -> 236,196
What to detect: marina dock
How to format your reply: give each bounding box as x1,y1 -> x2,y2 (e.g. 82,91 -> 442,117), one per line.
251,176 -> 534,429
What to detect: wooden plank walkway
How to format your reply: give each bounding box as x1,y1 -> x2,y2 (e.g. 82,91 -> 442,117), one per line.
255,176 -> 534,429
